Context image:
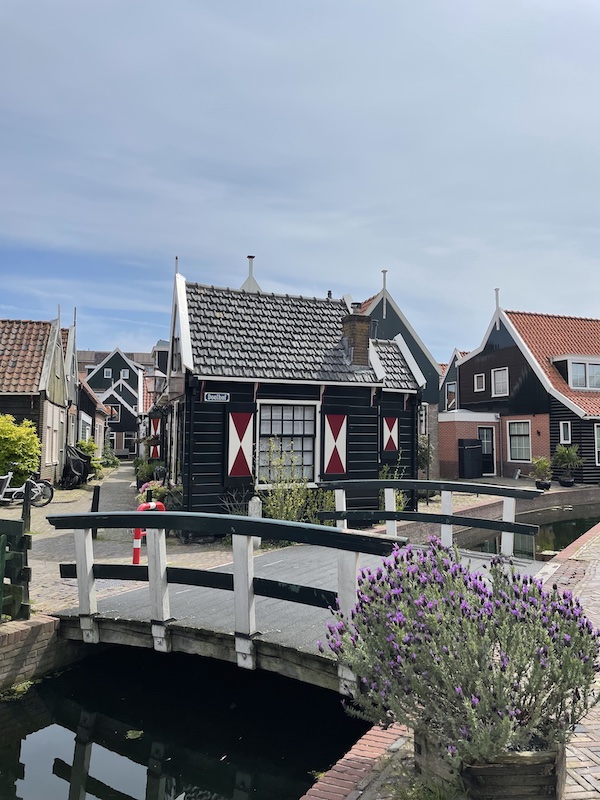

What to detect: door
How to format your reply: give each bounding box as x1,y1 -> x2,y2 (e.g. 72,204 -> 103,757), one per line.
478,427 -> 496,475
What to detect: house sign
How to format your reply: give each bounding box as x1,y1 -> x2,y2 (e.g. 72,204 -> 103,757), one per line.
204,391 -> 230,403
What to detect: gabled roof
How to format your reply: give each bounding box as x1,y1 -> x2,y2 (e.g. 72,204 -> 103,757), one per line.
504,311 -> 600,418
84,347 -> 145,382
0,319 -> 53,393
79,377 -> 109,416
179,279 -> 419,391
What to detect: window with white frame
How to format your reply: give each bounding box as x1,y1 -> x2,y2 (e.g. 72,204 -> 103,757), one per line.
258,404 -> 316,482
492,367 -> 509,397
445,382 -> 456,411
474,373 -> 485,392
570,361 -> 600,389
595,424 -> 600,466
104,368 -> 112,379
508,421 -> 531,462
107,404 -> 121,423
559,421 -> 572,445
121,368 -> 130,380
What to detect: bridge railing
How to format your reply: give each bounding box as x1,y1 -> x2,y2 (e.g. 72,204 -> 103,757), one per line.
47,510 -> 407,674
318,478 -> 541,556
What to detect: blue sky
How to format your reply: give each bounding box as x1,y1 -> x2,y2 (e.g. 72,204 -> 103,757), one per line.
2,1 -> 600,360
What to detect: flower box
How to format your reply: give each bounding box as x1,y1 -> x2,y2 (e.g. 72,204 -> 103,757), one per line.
414,728 -> 565,799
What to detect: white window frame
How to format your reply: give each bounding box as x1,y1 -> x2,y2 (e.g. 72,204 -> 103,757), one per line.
121,368 -> 130,380
107,404 -> 121,423
418,403 -> 429,435
491,367 -> 509,397
569,360 -> 600,390
104,368 -> 112,379
474,373 -> 485,392
507,420 -> 531,463
445,381 -> 457,411
595,424 -> 600,466
559,421 -> 572,445
256,400 -> 321,487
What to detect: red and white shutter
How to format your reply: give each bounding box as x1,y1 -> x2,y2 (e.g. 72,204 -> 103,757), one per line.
227,410 -> 254,479
150,416 -> 161,459
383,416 -> 399,452
323,413 -> 347,475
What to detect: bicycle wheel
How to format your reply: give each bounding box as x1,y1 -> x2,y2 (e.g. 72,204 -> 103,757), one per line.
31,481 -> 54,507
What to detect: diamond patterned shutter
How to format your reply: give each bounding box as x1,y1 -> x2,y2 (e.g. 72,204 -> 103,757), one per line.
383,416 -> 399,451
150,416 -> 161,459
227,406 -> 255,483
323,413 -> 347,475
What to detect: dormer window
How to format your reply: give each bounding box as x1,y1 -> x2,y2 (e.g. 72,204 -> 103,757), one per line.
569,361 -> 600,389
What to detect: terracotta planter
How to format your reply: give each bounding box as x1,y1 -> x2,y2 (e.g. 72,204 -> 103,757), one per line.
414,729 -> 565,800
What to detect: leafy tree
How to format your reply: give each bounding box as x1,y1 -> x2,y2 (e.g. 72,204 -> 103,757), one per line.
0,414 -> 41,484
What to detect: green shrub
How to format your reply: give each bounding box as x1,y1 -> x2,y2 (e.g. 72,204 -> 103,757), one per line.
0,414 -> 41,484
76,438 -> 97,457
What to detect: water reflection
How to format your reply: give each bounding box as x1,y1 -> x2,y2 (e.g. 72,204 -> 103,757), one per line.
1,648 -> 367,800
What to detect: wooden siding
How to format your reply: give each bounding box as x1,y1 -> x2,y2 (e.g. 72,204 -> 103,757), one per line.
0,395 -> 40,428
180,379 -> 418,515
549,397 -> 600,484
87,352 -> 139,393
459,322 -> 549,415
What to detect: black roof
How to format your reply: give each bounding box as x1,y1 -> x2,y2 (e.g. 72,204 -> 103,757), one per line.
185,283 -> 419,390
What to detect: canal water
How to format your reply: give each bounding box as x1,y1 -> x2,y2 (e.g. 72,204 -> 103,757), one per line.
0,647 -> 368,800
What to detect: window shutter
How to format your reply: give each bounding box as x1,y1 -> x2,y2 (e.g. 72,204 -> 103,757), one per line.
381,415 -> 399,463
226,405 -> 256,485
149,416 -> 161,459
323,412 -> 347,475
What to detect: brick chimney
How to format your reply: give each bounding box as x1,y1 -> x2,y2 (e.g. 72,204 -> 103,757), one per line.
342,303 -> 370,366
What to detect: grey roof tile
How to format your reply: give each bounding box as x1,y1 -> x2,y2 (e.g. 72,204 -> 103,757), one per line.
185,284 -> 418,389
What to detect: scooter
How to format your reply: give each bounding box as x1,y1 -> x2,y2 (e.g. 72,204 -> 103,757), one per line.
0,471 -> 54,507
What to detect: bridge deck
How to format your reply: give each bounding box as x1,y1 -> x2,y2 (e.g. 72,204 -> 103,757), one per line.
56,544 -> 543,691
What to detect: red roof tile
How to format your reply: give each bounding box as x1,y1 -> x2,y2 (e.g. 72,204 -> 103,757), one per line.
506,311 -> 600,416
0,320 -> 52,393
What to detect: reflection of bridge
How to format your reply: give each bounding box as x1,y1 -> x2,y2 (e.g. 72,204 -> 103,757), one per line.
48,480 -> 541,693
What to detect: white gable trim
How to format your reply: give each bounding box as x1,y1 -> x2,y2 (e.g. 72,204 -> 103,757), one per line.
102,390 -> 138,418
176,274 -> 194,372
393,333 -> 426,388
458,308 -> 587,419
359,289 -> 441,377
368,341 -> 385,381
86,347 -> 143,382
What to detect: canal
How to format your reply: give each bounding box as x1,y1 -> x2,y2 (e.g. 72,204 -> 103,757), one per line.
1,646 -> 368,800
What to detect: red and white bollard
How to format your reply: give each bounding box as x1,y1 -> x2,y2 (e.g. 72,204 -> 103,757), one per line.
133,501 -> 165,564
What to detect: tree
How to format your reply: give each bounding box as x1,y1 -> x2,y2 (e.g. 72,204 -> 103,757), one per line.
0,414 -> 41,484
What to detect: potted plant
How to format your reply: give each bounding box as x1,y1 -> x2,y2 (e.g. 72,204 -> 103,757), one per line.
552,444 -> 585,487
529,456 -> 552,490
323,538 -> 600,798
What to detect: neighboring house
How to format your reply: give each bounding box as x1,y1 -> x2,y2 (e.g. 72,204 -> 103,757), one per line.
61,323 -> 80,448
439,298 -> 600,482
359,279 -> 442,477
0,318 -> 70,482
81,348 -> 147,458
439,350 -> 470,413
163,274 -> 425,515
78,377 -> 109,455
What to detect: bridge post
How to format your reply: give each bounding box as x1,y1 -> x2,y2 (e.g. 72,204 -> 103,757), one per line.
384,487 -> 397,537
501,497 -> 516,557
248,495 -> 262,550
74,528 -> 99,644
233,533 -> 256,669
146,528 -> 171,652
334,487 -> 360,697
440,490 -> 453,547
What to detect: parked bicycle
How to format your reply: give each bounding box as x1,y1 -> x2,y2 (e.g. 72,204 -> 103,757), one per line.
0,470 -> 54,507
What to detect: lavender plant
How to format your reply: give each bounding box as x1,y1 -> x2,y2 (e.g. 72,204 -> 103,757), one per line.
324,538 -> 600,764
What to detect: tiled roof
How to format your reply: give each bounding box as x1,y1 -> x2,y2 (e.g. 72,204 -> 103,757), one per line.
371,339 -> 419,391
185,284 -> 417,389
0,320 -> 52,393
506,311 -> 600,416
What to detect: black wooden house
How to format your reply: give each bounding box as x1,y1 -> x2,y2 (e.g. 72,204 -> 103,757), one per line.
164,275 -> 424,515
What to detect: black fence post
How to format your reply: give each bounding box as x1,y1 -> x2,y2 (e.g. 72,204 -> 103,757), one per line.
21,481 -> 31,533
91,485 -> 100,540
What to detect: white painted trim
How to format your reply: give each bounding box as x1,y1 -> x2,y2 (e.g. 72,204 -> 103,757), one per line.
255,399 -> 322,487
506,419 -> 532,463
439,410 -> 498,423
360,290 -> 442,376
368,341 -> 385,381
559,420 -> 572,445
194,373 -> 418,391
595,424 -> 600,466
393,333 -> 427,388
474,373 -> 485,392
477,424 -> 497,477
176,274 -> 194,372
85,347 -> 145,382
99,387 -> 138,418
491,367 -> 509,398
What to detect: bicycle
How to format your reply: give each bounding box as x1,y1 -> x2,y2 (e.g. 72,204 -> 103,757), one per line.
0,470 -> 54,507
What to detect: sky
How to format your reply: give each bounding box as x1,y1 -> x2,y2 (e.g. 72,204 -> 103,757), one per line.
2,1 -> 600,361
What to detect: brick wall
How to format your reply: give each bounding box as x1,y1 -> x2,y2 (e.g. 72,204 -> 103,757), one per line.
0,615 -> 89,692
